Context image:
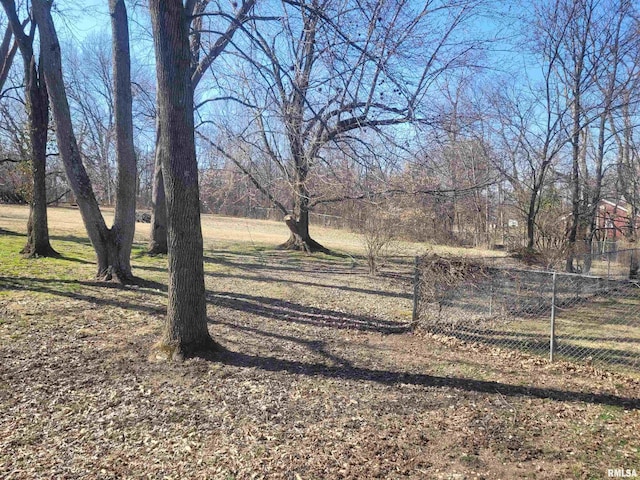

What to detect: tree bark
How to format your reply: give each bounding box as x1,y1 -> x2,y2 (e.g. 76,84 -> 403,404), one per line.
280,176 -> 329,254
0,0 -> 58,257
33,0 -> 135,282
149,0 -> 216,358
109,0 -> 137,279
148,117 -> 168,255
21,53 -> 57,257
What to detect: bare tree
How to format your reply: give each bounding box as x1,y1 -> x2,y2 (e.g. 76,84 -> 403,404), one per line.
148,0 -> 216,358
612,76 -> 640,278
31,0 -> 137,281
580,1 -> 640,272
1,0 -> 57,257
0,14 -> 18,93
109,0 -> 137,280
533,0 -> 640,272
211,0 -> 486,252
64,34 -> 117,204
147,0 -> 257,255
556,0 -> 599,272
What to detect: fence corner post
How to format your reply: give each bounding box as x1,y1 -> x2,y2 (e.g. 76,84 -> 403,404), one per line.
549,271 -> 557,363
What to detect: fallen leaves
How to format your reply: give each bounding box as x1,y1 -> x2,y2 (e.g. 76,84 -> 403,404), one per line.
1,247 -> 639,479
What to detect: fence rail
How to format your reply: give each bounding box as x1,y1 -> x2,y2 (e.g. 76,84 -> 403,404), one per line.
412,254 -> 640,374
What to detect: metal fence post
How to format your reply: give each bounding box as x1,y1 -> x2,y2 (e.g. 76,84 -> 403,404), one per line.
549,271 -> 557,362
412,256 -> 420,324
489,283 -> 493,317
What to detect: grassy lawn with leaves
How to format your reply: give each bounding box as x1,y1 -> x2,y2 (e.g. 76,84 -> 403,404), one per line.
1,205 -> 639,479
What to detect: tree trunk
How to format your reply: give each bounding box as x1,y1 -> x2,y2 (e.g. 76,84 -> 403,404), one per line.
149,0 -> 216,358
565,115 -> 582,274
526,193 -> 536,251
148,117 -> 168,255
21,48 -> 57,257
630,215 -> 639,280
279,166 -> 329,254
109,0 -> 137,280
33,0 -> 135,283
0,0 -> 58,258
282,214 -> 329,254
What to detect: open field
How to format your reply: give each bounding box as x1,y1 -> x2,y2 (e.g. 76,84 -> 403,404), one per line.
1,205 -> 639,479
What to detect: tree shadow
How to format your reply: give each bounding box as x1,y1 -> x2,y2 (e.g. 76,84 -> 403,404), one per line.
202,252 -> 362,276
50,234 -> 93,246
214,320 -> 354,369
453,325 -> 640,345
422,324 -> 640,369
203,344 -> 640,410
208,290 -> 412,334
55,255 -> 95,265
202,320 -> 640,409
0,276 -> 167,315
205,270 -> 412,300
0,227 -> 26,237
2,274 -> 638,409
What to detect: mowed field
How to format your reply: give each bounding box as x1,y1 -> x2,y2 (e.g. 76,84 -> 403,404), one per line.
1,205 -> 639,479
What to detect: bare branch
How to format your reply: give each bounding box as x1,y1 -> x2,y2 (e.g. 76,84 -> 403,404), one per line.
0,157 -> 21,164
196,131 -> 289,216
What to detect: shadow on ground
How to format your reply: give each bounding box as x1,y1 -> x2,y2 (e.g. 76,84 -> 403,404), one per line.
420,324 -> 640,369
208,290 -> 411,333
2,273 -> 638,411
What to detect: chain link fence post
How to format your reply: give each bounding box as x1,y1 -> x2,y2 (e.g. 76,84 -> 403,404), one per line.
550,272 -> 557,363
412,255 -> 420,325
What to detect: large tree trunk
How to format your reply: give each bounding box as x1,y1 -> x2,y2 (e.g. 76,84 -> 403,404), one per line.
149,0 -> 215,358
21,46 -> 57,257
22,56 -> 59,257
148,118 -> 168,255
33,0 -> 135,283
279,165 -> 329,254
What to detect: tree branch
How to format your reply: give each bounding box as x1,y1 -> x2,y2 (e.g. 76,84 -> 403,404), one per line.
191,0 -> 257,89
196,131 -> 289,216
309,179 -> 499,208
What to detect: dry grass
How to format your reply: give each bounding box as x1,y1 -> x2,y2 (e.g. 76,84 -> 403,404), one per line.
0,205 -> 639,479
0,205 -> 502,257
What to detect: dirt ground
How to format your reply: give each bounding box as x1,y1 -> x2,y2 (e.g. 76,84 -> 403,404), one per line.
0,206 -> 639,479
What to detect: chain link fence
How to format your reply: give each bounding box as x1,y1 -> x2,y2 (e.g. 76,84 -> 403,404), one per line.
575,247 -> 639,279
412,253 -> 640,374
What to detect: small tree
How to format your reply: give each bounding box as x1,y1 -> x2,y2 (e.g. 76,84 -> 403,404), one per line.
360,203 -> 396,275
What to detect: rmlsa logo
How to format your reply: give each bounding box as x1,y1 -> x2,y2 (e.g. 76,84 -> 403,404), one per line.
608,469 -> 638,478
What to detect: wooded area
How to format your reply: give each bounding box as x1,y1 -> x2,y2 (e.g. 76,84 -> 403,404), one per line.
1,2 -> 640,476
0,1 -> 639,359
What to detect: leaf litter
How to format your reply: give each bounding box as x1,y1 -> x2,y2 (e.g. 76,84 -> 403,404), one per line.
0,248 -> 639,479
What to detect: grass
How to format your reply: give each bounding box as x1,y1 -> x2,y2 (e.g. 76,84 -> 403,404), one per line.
417,263 -> 640,377
1,205 -> 639,479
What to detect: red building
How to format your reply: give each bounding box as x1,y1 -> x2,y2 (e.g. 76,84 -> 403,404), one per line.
596,200 -> 640,239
